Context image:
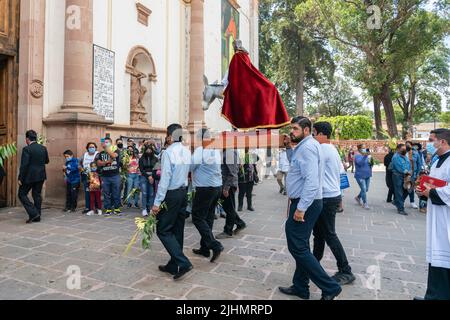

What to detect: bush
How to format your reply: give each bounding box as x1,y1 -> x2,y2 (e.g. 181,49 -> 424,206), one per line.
317,115 -> 373,140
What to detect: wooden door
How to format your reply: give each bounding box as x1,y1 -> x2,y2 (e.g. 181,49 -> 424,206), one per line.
0,57 -> 7,207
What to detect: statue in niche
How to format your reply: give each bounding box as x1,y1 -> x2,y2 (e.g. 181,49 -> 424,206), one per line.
130,57 -> 149,124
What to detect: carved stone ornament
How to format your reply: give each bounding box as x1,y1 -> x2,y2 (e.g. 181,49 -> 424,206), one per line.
30,80 -> 44,98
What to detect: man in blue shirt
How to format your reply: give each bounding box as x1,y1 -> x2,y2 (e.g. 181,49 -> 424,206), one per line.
405,141 -> 422,209
152,123 -> 193,280
279,116 -> 341,301
391,143 -> 411,215
190,129 -> 224,263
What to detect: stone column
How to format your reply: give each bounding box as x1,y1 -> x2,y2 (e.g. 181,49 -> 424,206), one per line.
187,0 -> 205,131
43,0 -> 110,206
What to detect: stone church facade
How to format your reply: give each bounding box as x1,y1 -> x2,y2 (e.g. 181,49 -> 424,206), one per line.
0,0 -> 259,206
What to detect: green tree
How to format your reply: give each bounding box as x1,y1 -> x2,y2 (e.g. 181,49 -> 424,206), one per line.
306,77 -> 365,116
297,0 -> 449,139
259,0 -> 335,116
441,111 -> 450,127
317,115 -> 373,140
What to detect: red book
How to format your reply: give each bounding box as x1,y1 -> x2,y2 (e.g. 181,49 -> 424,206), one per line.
418,175 -> 448,191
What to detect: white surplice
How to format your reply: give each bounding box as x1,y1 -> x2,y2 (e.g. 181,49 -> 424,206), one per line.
427,153 -> 450,269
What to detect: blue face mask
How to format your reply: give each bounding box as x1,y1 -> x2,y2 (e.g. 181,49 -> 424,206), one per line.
88,147 -> 96,154
426,142 -> 436,155
66,157 -> 73,162
91,167 -> 97,172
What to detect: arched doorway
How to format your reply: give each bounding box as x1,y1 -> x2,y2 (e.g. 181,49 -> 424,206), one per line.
125,46 -> 157,127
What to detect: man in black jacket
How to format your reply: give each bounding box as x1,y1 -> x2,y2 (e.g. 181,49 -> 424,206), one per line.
216,149 -> 247,239
18,130 -> 49,223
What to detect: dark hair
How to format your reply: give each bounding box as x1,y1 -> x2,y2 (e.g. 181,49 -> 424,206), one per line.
291,116 -> 312,131
104,137 -> 112,143
405,140 -> 413,146
197,128 -> 211,140
436,130 -> 450,145
414,143 -> 422,151
116,138 -> 123,143
86,142 -> 97,150
396,143 -> 405,150
357,144 -> 364,150
167,123 -> 183,142
63,150 -> 74,156
313,121 -> 333,139
26,130 -> 38,142
431,128 -> 448,135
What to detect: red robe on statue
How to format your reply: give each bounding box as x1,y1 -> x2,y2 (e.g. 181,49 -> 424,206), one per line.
222,51 -> 291,130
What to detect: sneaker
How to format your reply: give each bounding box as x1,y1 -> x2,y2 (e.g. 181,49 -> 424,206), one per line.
398,210 -> 408,216
127,204 -> 132,209
283,191 -> 287,196
363,204 -> 370,210
354,197 -> 362,206
82,208 -> 90,214
410,203 -> 419,209
104,209 -> 113,216
97,209 -> 103,216
62,208 -> 70,213
86,210 -> 94,216
332,272 -> 356,286
419,208 -> 427,214
142,209 -> 149,217
114,208 -> 122,215
216,232 -> 233,239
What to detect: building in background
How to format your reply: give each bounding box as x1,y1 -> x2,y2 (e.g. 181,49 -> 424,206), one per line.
0,0 -> 259,207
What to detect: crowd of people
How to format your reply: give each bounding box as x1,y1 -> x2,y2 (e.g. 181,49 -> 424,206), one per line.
13,120 -> 450,299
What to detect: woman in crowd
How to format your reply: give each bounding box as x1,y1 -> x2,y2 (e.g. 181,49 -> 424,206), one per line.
354,144 -> 373,210
139,144 -> 158,217
80,142 -> 99,214
126,146 -> 141,208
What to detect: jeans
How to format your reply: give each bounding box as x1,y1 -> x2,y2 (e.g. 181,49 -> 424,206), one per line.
221,187 -> 246,235
408,177 -> 416,203
286,198 -> 341,297
140,176 -> 155,210
191,187 -> 223,252
18,181 -> 44,219
313,196 -> 352,274
101,175 -> 121,210
156,188 -> 192,272
238,182 -> 254,209
392,172 -> 408,212
65,182 -> 80,210
356,177 -> 370,205
126,173 -> 140,206
81,174 -> 90,210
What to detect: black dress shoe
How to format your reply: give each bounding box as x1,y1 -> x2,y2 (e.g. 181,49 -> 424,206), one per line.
158,265 -> 177,276
321,287 -> 342,300
398,211 -> 408,216
192,248 -> 210,258
238,207 -> 243,212
210,247 -> 224,263
173,265 -> 193,280
26,215 -> 41,224
278,286 -> 309,300
247,207 -> 255,212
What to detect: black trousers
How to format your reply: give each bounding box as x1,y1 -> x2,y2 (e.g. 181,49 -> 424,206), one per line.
65,183 -> 80,210
313,196 -> 352,274
192,187 -> 223,252
221,188 -> 246,235
286,198 -> 341,297
18,181 -> 44,219
425,264 -> 450,300
156,188 -> 192,273
238,182 -> 253,209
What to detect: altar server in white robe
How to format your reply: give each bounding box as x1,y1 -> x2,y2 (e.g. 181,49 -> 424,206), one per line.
417,129 -> 450,300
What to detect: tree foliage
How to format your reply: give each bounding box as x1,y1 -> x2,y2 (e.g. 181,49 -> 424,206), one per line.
317,115 -> 373,140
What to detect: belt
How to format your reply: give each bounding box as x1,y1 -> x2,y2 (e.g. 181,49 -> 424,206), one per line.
168,186 -> 187,191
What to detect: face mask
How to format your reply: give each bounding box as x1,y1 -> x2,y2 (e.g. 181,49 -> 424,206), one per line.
117,143 -> 124,149
66,156 -> 73,161
88,147 -> 96,154
401,150 -> 407,156
91,167 -> 97,172
406,146 -> 412,152
427,142 -> 436,155
105,142 -> 111,148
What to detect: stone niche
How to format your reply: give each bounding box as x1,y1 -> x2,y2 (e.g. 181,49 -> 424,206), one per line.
136,2 -> 152,26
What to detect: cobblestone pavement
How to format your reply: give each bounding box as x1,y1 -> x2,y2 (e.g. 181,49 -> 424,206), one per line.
0,172 -> 427,300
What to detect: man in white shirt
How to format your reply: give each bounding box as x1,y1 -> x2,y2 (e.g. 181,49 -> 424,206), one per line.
312,122 -> 355,286
416,129 -> 450,300
277,140 -> 291,195
152,124 -> 193,281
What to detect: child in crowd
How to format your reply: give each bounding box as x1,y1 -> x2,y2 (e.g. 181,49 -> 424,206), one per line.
126,146 -> 141,208
63,150 -> 81,213
87,162 -> 102,216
